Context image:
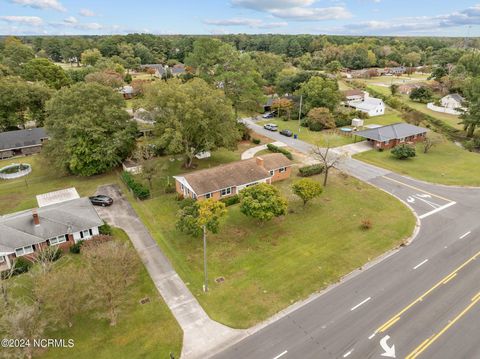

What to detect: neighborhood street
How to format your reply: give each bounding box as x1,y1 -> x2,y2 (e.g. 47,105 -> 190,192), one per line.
212,119 -> 480,359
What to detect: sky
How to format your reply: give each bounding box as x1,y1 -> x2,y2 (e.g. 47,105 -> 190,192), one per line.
1,0 -> 480,37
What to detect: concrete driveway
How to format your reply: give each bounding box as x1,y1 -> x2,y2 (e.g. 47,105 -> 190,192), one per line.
94,185 -> 244,359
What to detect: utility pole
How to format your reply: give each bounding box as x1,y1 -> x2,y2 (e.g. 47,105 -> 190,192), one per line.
298,94 -> 303,133
202,225 -> 208,292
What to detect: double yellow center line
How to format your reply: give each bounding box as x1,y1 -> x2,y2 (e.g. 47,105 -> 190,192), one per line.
376,250 -> 480,334
405,291 -> 480,359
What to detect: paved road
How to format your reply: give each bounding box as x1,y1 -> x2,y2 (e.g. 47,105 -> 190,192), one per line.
213,119 -> 480,359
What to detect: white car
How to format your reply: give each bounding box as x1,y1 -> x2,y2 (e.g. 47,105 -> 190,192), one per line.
263,123 -> 278,131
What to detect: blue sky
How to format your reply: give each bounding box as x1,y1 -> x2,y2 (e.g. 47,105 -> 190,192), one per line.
1,0 -> 480,36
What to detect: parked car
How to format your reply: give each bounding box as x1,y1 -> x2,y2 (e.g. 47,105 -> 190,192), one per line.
262,111 -> 277,119
263,123 -> 278,131
280,129 -> 293,137
89,195 -> 113,207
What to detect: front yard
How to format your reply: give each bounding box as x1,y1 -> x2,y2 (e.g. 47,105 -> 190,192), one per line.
131,169 -> 415,328
355,137 -> 480,186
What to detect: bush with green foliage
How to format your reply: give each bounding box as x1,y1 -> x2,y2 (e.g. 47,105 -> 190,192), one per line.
13,257 -> 32,275
99,223 -> 113,236
409,87 -> 433,103
298,164 -> 324,177
291,178 -> 323,207
266,143 -> 293,160
391,144 -> 416,159
239,183 -> 287,222
69,241 -> 84,254
252,138 -> 261,145
121,171 -> 150,200
220,194 -> 240,206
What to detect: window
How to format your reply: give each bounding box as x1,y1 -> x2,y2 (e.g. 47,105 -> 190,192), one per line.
246,182 -> 258,188
0,256 -> 5,263
15,245 -> 34,257
279,167 -> 286,173
180,184 -> 184,190
80,229 -> 92,240
269,170 -> 274,176
220,187 -> 232,197
49,234 -> 67,246
205,193 -> 212,199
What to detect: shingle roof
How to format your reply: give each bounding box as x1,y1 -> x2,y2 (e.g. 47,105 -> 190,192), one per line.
0,198 -> 103,253
349,97 -> 384,111
342,89 -> 364,97
0,128 -> 48,151
176,153 -> 292,195
445,93 -> 465,103
355,123 -> 427,142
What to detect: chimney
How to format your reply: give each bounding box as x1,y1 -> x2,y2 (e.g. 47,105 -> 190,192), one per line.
256,156 -> 264,168
32,210 -> 40,226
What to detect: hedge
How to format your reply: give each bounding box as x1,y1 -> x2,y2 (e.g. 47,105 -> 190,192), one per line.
298,164 -> 324,177
220,194 -> 240,206
121,171 -> 150,200
266,143 -> 293,160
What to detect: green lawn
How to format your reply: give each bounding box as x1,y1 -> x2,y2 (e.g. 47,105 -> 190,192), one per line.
355,137 -> 480,186
258,118 -> 355,147
363,109 -> 404,127
5,228 -> 183,359
0,155 -> 121,214
131,170 -> 415,328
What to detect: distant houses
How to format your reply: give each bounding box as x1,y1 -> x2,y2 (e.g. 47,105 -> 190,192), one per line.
139,63 -> 186,78
0,128 -> 49,160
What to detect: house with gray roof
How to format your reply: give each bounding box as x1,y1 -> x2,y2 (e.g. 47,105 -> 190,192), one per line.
0,196 -> 103,271
355,123 -> 427,150
0,128 -> 49,159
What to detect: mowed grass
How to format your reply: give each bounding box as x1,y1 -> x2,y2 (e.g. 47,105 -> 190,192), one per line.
0,155 -> 121,214
355,137 -> 480,186
363,110 -> 405,127
131,171 -> 415,328
258,118 -> 355,147
6,228 -> 183,359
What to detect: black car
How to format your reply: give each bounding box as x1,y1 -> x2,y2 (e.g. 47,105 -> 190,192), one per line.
89,195 -> 113,207
280,129 -> 293,137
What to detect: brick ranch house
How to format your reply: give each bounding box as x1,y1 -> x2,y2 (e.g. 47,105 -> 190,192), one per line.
173,153 -> 293,200
0,127 -> 49,160
0,197 -> 103,271
355,123 -> 427,150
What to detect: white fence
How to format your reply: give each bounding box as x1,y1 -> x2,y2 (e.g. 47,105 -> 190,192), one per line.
427,103 -> 462,116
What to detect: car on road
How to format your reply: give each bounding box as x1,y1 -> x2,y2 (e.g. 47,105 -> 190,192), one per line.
262,111 -> 277,119
280,129 -> 293,137
263,123 -> 278,131
89,195 -> 113,207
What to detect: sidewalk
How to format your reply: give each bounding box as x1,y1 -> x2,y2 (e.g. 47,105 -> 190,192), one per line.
241,141 -> 286,159
94,185 -> 245,359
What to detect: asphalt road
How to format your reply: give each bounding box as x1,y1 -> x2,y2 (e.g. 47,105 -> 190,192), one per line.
214,119 -> 480,359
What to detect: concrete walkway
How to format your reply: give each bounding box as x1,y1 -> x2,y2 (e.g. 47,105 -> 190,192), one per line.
94,185 -> 245,359
330,140 -> 372,157
241,141 -> 286,159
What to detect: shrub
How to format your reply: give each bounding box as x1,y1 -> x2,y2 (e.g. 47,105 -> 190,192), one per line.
220,194 -> 240,206
13,257 -> 32,275
37,247 -> 62,263
360,219 -> 373,230
164,182 -> 176,194
298,164 -> 324,177
121,171 -> 150,200
69,241 -> 84,254
391,144 -> 416,160
99,223 -> 113,235
266,143 -> 293,160
252,138 -> 261,145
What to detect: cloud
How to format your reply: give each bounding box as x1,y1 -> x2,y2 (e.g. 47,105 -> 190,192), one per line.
63,16 -> 77,24
231,0 -> 351,21
79,8 -> 97,17
0,15 -> 43,26
204,17 -> 288,28
9,0 -> 66,12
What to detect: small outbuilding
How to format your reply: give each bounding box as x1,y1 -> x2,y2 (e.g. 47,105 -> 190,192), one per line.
355,122 -> 427,150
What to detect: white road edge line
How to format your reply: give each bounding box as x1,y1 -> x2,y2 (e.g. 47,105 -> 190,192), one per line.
419,202 -> 456,219
368,333 -> 376,340
413,259 -> 428,270
273,350 -> 288,359
343,349 -> 353,357
351,297 -> 372,311
460,231 -> 472,239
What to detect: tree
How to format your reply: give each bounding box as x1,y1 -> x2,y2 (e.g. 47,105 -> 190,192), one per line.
391,144 -> 416,159
81,48 -> 102,66
326,60 -> 342,74
239,183 -> 287,223
297,76 -> 341,113
144,78 -> 239,168
272,98 -> 294,119
312,143 -> 343,186
306,107 -> 335,131
390,84 -> 399,96
83,240 -> 139,326
403,52 -> 422,67
252,51 -> 285,85
21,58 -> 70,89
409,87 -> 433,103
291,178 -> 323,207
428,66 -> 448,81
85,70 -> 124,88
44,82 -> 137,176
460,77 -> 480,137
423,134 -> 442,154
1,38 -> 35,73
